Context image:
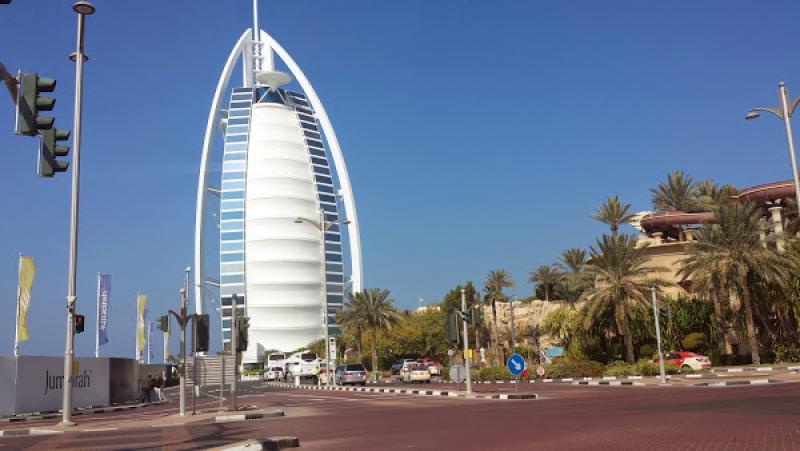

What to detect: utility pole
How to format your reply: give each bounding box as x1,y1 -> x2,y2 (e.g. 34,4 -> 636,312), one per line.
179,288 -> 187,415
461,288 -> 472,394
651,286 -> 667,385
61,1 -> 95,426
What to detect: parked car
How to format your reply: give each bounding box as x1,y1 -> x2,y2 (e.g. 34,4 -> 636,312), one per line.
420,361 -> 440,376
402,363 -> 431,384
335,364 -> 368,386
391,359 -> 416,375
656,351 -> 712,371
264,366 -> 284,381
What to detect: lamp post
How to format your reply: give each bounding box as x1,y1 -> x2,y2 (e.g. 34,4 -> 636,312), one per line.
746,81 -> 800,205
61,0 -> 94,426
295,210 -> 350,387
651,286 -> 667,385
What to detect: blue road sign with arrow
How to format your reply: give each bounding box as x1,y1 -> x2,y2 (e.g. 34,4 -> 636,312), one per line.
506,353 -> 526,376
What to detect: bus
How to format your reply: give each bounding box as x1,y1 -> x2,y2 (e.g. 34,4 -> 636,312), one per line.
267,352 -> 287,372
285,350 -> 319,381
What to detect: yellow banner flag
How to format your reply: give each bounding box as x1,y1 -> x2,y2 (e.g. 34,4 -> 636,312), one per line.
136,294 -> 147,357
16,256 -> 35,343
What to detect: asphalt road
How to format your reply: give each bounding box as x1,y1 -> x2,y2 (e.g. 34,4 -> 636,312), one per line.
2,381 -> 799,450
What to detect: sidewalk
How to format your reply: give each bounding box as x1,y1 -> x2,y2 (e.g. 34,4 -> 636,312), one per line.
0,407 -> 284,437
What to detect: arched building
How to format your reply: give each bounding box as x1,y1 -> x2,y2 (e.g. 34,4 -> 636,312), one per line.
193,4 -> 362,365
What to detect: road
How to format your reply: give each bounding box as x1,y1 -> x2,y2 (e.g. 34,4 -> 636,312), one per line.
2,381 -> 799,449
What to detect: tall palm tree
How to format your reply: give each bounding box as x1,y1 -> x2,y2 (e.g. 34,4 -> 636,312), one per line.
484,269 -> 515,366
558,248 -> 591,304
336,298 -> 364,363
580,234 -> 668,363
344,289 -> 403,375
528,264 -> 562,301
651,171 -> 697,212
592,196 -> 635,236
693,180 -> 739,212
677,202 -> 797,364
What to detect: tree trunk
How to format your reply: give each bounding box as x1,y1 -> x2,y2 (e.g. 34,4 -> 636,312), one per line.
355,330 -> 363,364
370,329 -> 379,379
739,275 -> 760,365
620,305 -> 635,364
491,299 -> 500,366
545,285 -> 550,302
711,282 -> 730,355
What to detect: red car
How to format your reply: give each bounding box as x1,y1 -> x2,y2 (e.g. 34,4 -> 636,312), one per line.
655,351 -> 712,371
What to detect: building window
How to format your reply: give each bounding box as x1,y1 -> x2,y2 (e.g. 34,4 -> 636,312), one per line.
221,231 -> 244,241
221,252 -> 244,262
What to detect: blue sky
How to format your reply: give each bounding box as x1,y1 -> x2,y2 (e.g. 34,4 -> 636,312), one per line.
2,0 -> 799,359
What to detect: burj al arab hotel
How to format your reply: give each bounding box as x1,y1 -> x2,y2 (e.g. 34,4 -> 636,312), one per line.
193,1 -> 362,365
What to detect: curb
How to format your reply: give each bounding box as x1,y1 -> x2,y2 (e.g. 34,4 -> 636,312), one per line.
0,400 -> 169,424
214,411 -> 285,423
219,436 -> 300,451
266,383 -> 537,400
0,409 -> 285,437
571,380 -> 646,387
699,379 -> 781,387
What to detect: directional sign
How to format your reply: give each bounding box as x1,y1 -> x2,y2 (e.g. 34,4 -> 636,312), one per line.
506,353 -> 526,376
449,363 -> 466,384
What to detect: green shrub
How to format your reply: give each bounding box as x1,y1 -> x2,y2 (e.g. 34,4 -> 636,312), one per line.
546,359 -> 604,379
682,332 -> 706,352
773,345 -> 800,363
638,344 -> 656,360
603,361 -> 636,377
478,367 -> 512,381
635,359 -> 680,376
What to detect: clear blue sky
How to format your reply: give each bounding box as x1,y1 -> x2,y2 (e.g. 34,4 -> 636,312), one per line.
2,0 -> 799,359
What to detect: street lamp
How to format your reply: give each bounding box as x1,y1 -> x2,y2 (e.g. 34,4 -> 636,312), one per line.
61,0 -> 94,426
295,210 -> 350,386
746,81 -> 800,205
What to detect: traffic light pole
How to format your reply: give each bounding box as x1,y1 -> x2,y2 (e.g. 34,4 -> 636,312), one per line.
61,3 -> 91,426
461,289 -> 472,394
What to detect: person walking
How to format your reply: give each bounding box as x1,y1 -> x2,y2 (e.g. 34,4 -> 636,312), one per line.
141,374 -> 153,403
154,373 -> 166,401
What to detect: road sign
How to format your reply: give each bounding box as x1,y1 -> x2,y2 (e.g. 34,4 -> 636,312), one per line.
449,363 -> 466,383
536,365 -> 546,377
506,353 -> 526,376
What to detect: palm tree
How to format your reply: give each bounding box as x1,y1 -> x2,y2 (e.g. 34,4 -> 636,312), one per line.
580,234 -> 668,363
342,289 -> 403,375
528,264 -> 562,301
484,269 -> 515,366
336,299 -> 364,363
592,196 -> 635,236
677,202 -> 798,364
651,171 -> 697,212
693,180 -> 739,212
558,248 -> 591,304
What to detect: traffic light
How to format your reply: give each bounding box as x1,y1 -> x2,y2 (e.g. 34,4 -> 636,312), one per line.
38,128 -> 70,177
157,315 -> 169,333
236,316 -> 248,352
447,310 -> 459,343
472,307 -> 484,324
74,314 -> 85,334
16,73 -> 56,136
194,314 -> 209,352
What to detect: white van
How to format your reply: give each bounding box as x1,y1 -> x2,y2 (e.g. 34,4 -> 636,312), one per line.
285,351 -> 320,381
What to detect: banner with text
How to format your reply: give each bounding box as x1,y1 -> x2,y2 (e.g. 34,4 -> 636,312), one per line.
97,274 -> 111,346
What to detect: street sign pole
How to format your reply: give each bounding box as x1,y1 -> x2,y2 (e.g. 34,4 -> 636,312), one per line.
506,353 -> 526,392
230,293 -> 238,412
460,288 -> 472,394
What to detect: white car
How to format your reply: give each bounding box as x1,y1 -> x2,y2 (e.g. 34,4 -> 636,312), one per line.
402,363 -> 431,383
264,366 -> 284,381
424,362 -> 440,376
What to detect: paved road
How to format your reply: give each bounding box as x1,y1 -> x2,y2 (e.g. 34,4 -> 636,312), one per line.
2,381 -> 799,449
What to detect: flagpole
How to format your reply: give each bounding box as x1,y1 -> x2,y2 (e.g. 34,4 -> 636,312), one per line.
95,272 -> 100,358
13,254 -> 22,358
135,292 -> 140,362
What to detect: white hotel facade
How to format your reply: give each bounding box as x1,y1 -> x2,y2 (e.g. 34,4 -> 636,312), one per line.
193,6 -> 362,365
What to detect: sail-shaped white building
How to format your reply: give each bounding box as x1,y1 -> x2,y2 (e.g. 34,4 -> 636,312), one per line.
194,2 -> 362,365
